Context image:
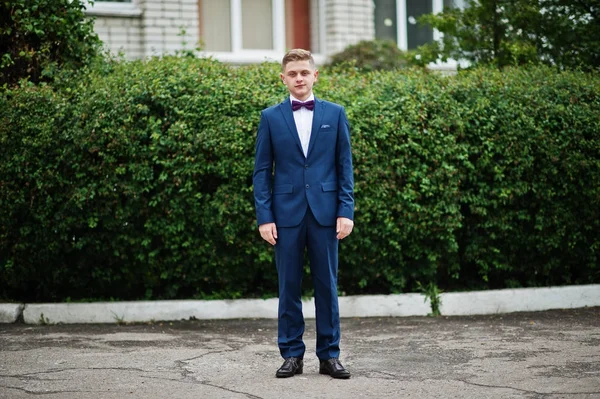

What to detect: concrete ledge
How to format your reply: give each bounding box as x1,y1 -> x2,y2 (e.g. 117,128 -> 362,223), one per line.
23,298 -> 280,325
21,294 -> 431,325
0,303 -> 24,323
10,284 -> 600,324
339,294 -> 430,317
440,284 -> 600,315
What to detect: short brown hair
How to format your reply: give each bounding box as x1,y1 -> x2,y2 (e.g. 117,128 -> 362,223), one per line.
282,49 -> 315,70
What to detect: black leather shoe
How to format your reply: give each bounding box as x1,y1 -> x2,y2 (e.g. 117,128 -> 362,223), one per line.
319,358 -> 351,379
276,357 -> 303,378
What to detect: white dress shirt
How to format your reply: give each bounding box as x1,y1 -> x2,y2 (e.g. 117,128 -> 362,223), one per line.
290,94 -> 314,157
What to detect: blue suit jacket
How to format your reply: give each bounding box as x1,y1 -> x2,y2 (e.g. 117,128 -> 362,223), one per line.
253,97 -> 354,228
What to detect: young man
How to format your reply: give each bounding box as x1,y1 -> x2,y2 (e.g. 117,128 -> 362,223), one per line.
253,49 -> 355,379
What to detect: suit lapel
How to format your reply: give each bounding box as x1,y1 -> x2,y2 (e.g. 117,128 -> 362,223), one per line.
279,99 -> 303,155
306,97 -> 324,159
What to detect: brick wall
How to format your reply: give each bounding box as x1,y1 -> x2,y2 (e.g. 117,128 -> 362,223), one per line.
324,0 -> 375,55
87,0 -> 199,59
142,0 -> 199,56
92,16 -> 144,60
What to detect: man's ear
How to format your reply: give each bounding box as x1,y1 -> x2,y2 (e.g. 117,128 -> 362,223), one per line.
314,69 -> 319,81
280,73 -> 285,82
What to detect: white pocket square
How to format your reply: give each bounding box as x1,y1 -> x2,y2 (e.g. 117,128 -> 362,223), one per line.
321,124 -> 331,129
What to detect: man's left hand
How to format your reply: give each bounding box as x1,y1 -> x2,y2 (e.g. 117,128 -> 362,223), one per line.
336,217 -> 354,240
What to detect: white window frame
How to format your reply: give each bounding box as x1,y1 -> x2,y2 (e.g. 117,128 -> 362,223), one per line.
396,0 -> 443,51
202,0 -> 325,65
83,0 -> 142,17
395,0 -> 467,71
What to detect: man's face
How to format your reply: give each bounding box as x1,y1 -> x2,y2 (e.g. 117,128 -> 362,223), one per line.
280,60 -> 318,101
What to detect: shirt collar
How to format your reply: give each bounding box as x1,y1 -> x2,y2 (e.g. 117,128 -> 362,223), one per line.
289,93 -> 315,104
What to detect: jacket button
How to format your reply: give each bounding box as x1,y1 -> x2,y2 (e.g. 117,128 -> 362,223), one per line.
305,184 -> 310,189
305,165 -> 308,169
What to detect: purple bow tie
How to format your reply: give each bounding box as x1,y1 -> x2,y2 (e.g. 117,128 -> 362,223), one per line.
291,100 -> 315,111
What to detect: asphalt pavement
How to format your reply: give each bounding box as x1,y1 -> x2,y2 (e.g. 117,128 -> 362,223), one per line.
1,307 -> 599,398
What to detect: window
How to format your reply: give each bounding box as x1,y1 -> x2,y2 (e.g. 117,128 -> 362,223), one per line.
201,0 -> 232,51
242,0 -> 273,50
374,0 -> 465,51
444,0 -> 466,9
406,0 -> 432,50
374,0 -> 397,43
199,0 -> 323,62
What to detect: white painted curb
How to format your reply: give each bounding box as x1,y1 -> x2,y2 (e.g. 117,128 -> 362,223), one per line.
21,294 -> 432,325
339,294 -> 430,317
7,284 -> 600,324
440,284 -> 600,315
0,303 -> 23,323
23,298 -> 280,325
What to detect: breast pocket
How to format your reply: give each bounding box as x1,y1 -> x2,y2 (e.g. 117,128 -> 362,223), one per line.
319,123 -> 336,133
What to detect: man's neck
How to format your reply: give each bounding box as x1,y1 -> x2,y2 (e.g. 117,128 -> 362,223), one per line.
290,93 -> 314,102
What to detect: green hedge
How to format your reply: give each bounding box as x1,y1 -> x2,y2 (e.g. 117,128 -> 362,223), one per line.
1,58 -> 598,302
327,39 -> 413,71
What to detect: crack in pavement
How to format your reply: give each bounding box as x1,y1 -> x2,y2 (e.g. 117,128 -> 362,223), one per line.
174,348 -> 242,376
458,378 -> 600,396
136,371 -> 265,399
0,366 -> 150,379
174,349 -> 234,380
0,384 -> 96,396
171,349 -> 264,399
179,349 -> 234,364
367,370 -> 400,380
0,376 -> 70,382
373,370 -> 398,377
139,375 -> 187,384
199,380 -> 264,399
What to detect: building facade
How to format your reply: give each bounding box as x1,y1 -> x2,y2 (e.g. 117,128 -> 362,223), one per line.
86,0 -> 464,66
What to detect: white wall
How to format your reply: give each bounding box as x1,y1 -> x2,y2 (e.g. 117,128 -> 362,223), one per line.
142,0 -> 199,56
86,0 -> 199,59
324,0 -> 375,55
92,15 -> 144,60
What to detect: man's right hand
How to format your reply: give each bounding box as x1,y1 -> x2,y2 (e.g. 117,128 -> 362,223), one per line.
258,223 -> 278,246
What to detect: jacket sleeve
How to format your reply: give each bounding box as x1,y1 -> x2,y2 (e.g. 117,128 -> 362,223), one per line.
336,107 -> 355,220
253,111 -> 275,226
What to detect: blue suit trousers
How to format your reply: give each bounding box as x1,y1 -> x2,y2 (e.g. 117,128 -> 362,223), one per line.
275,207 -> 340,361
